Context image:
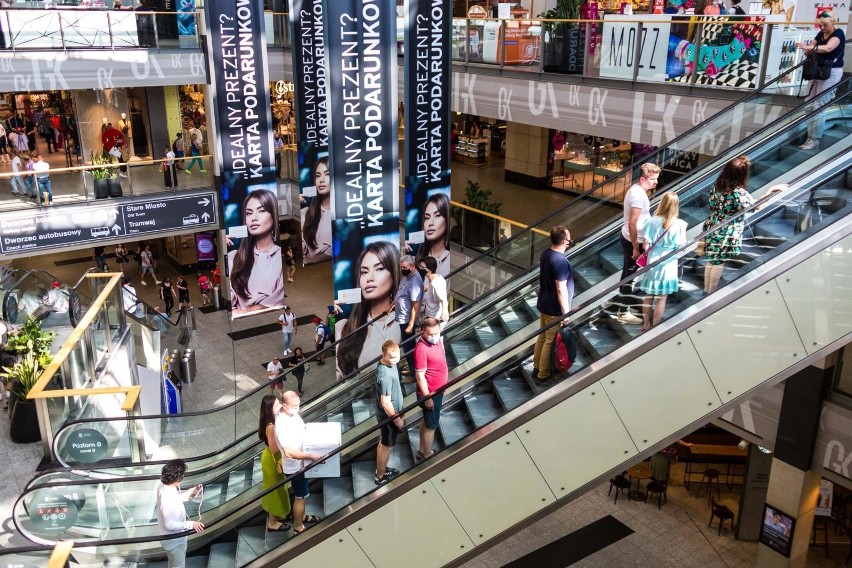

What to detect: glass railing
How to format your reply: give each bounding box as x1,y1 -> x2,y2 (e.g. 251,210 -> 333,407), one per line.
0,8 -> 202,50
12,141 -> 851,556
43,67 -> 848,472
0,154 -> 215,211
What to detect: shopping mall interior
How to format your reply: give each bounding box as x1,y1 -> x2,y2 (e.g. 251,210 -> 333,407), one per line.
0,1 -> 850,567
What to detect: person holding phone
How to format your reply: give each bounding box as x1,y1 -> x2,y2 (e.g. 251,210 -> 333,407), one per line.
156,459 -> 204,567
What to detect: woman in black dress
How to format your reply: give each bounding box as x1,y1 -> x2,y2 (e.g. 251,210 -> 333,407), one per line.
159,277 -> 175,316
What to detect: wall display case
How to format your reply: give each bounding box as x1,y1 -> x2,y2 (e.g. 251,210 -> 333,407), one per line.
456,137 -> 487,164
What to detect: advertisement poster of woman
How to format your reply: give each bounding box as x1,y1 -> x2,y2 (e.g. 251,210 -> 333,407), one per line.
227,188 -> 286,318
334,241 -> 401,379
406,191 -> 451,278
300,153 -> 332,265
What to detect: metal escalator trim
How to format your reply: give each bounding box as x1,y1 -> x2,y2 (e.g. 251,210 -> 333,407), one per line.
251,197 -> 852,567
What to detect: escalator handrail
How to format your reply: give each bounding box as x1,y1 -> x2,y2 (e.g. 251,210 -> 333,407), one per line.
17,145 -> 848,547
45,75 -> 852,466
438,41 -> 852,287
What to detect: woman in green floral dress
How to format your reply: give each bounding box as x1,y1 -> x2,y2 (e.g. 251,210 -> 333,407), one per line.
702,155 -> 784,293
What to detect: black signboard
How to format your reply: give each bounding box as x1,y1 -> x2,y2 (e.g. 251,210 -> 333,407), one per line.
28,487 -> 79,533
0,191 -> 218,256
403,0 -> 452,277
65,428 -> 109,464
324,0 -> 401,380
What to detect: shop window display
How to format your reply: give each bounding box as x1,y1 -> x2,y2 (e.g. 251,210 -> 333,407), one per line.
548,131 -> 635,202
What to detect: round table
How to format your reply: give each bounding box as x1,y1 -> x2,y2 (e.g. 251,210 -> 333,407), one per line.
627,463 -> 653,501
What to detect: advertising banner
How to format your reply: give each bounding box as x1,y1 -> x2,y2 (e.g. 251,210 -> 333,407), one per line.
204,0 -> 280,319
403,0 -> 452,278
290,0 -> 332,266
325,0 -> 401,379
600,15 -> 670,82
177,0 -> 197,48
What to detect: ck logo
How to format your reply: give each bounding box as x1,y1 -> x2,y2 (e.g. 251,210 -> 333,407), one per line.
189,53 -> 205,77
527,81 -> 559,118
0,55 -> 14,73
453,72 -> 477,116
498,87 -> 512,121
824,441 -> 852,478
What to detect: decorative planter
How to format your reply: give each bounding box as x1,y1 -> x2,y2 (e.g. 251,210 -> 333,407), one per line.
108,177 -> 123,198
9,380 -> 40,444
94,178 -> 109,199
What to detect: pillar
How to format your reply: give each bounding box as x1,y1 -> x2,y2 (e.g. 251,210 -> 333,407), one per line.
504,122 -> 549,189
756,366 -> 827,567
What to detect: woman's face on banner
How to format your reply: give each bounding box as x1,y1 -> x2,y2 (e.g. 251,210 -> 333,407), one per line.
245,196 -> 273,237
314,161 -> 330,196
423,201 -> 446,243
359,251 -> 393,302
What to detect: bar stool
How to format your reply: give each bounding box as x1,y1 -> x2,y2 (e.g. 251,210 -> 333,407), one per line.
608,473 -> 630,504
695,468 -> 722,502
709,498 -> 735,535
811,516 -> 830,557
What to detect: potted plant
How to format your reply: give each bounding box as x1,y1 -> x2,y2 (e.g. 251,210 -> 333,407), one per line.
1,317 -> 55,444
459,180 -> 503,249
90,151 -> 112,199
539,0 -> 585,74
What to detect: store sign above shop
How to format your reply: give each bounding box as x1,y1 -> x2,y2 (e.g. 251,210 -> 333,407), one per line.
0,190 -> 218,255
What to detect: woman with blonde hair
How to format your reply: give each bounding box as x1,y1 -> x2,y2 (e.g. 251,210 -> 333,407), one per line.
639,192 -> 687,331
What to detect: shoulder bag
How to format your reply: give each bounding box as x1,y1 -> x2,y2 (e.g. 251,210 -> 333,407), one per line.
636,225 -> 670,268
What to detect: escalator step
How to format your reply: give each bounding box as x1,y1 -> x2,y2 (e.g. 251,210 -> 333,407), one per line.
499,304 -> 532,333
598,247 -> 622,274
235,525 -> 267,567
680,205 -> 706,225
449,338 -> 480,364
207,542 -> 237,568
574,264 -> 608,290
523,295 -> 538,316
326,411 -> 355,432
323,477 -> 355,516
201,482 -> 226,510
402,380 -> 417,397
407,427 -> 444,457
577,322 -> 622,359
492,374 -> 534,410
463,393 -> 502,429
351,461 -> 378,499
226,471 -> 248,502
439,410 -> 474,446
474,320 -> 507,348
351,398 -> 374,426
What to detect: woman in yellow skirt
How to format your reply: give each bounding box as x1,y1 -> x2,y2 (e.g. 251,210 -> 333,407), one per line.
258,394 -> 291,531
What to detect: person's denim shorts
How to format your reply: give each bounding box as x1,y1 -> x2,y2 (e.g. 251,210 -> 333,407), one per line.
290,472 -> 310,499
418,392 -> 443,430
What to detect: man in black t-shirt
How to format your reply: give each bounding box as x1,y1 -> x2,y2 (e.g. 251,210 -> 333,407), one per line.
533,226 -> 574,381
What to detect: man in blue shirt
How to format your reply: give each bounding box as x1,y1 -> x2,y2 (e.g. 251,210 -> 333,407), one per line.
395,254 -> 423,375
533,226 -> 574,381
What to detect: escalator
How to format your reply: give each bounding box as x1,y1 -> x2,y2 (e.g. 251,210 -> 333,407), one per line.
39,71 -> 852,475
7,86 -> 852,566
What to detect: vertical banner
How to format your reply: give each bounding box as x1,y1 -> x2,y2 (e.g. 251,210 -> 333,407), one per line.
403,0 -> 452,279
176,0 -> 197,48
290,0 -> 332,266
325,0 -> 401,379
205,0 -> 281,320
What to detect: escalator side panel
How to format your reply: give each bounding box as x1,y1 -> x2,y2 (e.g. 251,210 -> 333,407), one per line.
688,280 -> 807,405
429,431 -> 556,544
278,532 -> 373,568
347,482 -> 474,568
601,331 -> 723,453
776,244 -> 852,354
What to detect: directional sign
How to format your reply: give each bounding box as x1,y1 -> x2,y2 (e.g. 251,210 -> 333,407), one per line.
0,190 -> 219,255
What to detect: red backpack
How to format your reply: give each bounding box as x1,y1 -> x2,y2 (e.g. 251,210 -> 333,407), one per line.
551,327 -> 579,374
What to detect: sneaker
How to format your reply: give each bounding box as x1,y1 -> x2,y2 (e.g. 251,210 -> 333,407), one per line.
617,312 -> 643,325
287,277 -> 294,283
798,138 -> 819,150
185,170 -> 192,175
140,281 -> 147,286
199,169 -> 207,173
118,173 -> 128,179
155,280 -> 162,285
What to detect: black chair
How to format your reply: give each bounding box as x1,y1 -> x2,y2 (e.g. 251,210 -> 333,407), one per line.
811,516 -> 829,557
695,468 -> 722,502
645,479 -> 668,509
709,499 -> 735,535
608,473 -> 630,504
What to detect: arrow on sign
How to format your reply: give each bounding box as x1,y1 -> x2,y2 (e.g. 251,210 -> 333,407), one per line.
201,212 -> 211,222
111,224 -> 122,235
198,198 -> 211,207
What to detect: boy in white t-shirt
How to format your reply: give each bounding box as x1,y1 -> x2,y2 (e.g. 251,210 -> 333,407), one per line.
612,163 -> 660,324
267,356 -> 284,395
9,149 -> 25,196
277,305 -> 297,355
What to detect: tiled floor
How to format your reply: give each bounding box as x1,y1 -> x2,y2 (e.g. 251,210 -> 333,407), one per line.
461,461 -> 852,568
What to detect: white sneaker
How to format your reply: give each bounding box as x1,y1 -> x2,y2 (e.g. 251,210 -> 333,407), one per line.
155,280 -> 162,285
617,312 -> 643,325
140,281 -> 147,285
118,173 -> 128,178
798,138 -> 819,150
287,277 -> 294,282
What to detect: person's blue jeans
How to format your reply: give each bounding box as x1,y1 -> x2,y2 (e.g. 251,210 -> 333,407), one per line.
10,175 -> 25,195
25,175 -> 36,196
282,331 -> 293,353
36,177 -> 52,204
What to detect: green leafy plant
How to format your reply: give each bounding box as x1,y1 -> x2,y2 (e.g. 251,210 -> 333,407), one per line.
462,180 -> 502,216
5,315 -> 56,369
90,150 -> 118,181
0,346 -> 43,400
538,0 -> 582,35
